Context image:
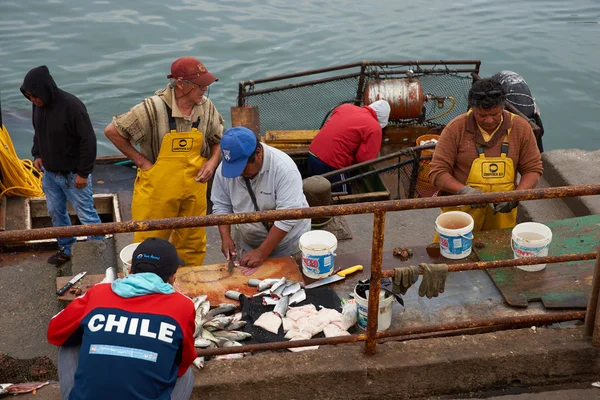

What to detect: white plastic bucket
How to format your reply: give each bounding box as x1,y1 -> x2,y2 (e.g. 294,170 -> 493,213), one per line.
119,243 -> 140,276
435,211 -> 474,259
299,230 -> 337,279
511,222 -> 553,272
354,288 -> 393,331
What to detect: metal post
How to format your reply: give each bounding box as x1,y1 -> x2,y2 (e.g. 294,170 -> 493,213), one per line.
365,211 -> 385,355
586,244 -> 600,339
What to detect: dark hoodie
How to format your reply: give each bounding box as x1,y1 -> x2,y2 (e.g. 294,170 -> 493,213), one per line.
20,66 -> 96,178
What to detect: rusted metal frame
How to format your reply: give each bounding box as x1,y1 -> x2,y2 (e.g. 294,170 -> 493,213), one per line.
239,60 -> 481,86
195,310 -> 583,357
364,68 -> 480,77
380,252 -> 598,278
408,150 -> 422,198
241,72 -> 363,98
237,82 -> 247,107
321,143 -> 436,179
585,244 -> 600,339
355,63 -> 368,106
365,211 -> 386,355
330,158 -> 416,188
2,185 -> 600,243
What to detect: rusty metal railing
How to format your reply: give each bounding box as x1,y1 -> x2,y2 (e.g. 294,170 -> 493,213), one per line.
2,185 -> 600,356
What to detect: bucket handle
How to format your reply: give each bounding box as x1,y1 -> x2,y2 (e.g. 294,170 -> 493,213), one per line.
435,225 -> 473,241
511,239 -> 550,255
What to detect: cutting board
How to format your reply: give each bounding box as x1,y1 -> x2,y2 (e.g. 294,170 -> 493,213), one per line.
474,215 -> 600,308
174,256 -> 304,305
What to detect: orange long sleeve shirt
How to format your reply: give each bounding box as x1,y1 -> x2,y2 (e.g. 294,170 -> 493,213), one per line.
429,110 -> 543,194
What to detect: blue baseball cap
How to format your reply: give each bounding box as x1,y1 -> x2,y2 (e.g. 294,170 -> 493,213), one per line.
220,127 -> 258,178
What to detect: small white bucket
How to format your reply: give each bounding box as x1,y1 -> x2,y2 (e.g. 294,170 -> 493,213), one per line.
512,222 -> 552,272
299,230 -> 337,279
119,243 -> 140,276
435,211 -> 474,259
354,288 -> 393,331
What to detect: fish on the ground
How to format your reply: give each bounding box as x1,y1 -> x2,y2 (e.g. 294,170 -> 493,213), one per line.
205,303 -> 237,319
212,330 -> 253,341
274,295 -> 289,317
192,295 -> 208,310
269,277 -> 287,294
214,353 -> 245,360
193,357 -> 205,369
282,282 -> 302,297
262,296 -> 278,306
289,289 -> 306,305
225,290 -> 242,301
201,328 -> 219,344
204,316 -> 234,331
194,337 -> 213,348
226,320 -> 247,330
258,278 -> 280,291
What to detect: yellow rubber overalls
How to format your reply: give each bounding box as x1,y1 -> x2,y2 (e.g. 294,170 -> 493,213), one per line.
435,113 -> 517,238
132,125 -> 207,266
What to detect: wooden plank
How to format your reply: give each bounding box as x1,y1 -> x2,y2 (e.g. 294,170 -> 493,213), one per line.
474,215 -> 600,308
264,130 -> 319,144
230,106 -> 260,137
174,256 -> 304,305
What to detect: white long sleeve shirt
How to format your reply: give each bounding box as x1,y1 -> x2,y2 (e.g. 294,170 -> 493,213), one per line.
211,143 -> 310,257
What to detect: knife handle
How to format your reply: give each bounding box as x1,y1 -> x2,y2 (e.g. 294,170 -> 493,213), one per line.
337,265 -> 363,277
57,282 -> 74,296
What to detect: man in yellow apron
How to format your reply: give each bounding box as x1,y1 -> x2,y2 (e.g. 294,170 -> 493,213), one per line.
105,57 -> 224,266
429,78 -> 543,236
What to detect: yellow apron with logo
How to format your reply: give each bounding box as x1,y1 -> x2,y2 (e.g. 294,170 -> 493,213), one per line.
435,114 -> 517,239
132,128 -> 207,266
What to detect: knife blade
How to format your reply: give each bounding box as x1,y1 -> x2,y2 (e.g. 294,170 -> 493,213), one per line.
305,265 -> 363,289
57,271 -> 87,296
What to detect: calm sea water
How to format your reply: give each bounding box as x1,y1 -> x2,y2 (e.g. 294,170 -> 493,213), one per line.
1,0 -> 599,158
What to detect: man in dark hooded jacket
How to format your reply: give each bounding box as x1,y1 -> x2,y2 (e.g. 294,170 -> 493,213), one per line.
21,66 -> 103,266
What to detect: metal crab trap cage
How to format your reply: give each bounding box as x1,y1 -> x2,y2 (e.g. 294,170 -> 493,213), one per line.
232,60 -> 480,202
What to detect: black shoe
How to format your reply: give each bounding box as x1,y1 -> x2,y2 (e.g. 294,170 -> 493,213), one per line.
48,248 -> 71,266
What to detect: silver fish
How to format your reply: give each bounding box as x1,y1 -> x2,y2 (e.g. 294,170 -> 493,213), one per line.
212,330 -> 252,341
262,296 -> 279,306
226,320 -> 247,330
201,328 -> 219,344
225,290 -> 242,301
214,353 -> 244,360
271,284 -> 286,299
282,282 -> 302,297
203,316 -> 233,331
193,356 -> 205,369
206,303 -> 237,320
289,289 -> 306,305
247,279 -> 261,287
194,337 -> 212,348
274,295 -> 289,317
192,295 -> 208,310
269,277 -> 287,293
257,278 -> 280,292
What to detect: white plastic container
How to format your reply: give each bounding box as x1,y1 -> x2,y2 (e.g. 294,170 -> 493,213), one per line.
435,211 -> 474,259
512,222 -> 553,272
299,230 -> 337,279
354,288 -> 393,331
119,243 -> 140,276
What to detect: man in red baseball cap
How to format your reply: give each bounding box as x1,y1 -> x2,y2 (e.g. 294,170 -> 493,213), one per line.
104,57 -> 224,267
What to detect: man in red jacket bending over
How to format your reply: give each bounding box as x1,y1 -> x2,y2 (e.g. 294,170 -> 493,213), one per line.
47,237 -> 196,400
308,100 -> 391,193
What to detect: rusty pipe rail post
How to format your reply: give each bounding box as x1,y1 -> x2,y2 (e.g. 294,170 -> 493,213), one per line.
196,310 -> 584,358
585,244 -> 600,340
380,252 -> 598,278
365,211 -> 386,355
1,185 -> 600,243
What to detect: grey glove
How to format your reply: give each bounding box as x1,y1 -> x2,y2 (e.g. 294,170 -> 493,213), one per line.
418,263 -> 448,299
458,186 -> 487,208
492,201 -> 519,214
393,265 -> 419,295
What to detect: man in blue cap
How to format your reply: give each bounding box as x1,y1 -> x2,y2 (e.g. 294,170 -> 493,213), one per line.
211,127 -> 310,268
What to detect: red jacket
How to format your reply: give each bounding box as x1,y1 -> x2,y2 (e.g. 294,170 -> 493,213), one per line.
309,104 -> 382,169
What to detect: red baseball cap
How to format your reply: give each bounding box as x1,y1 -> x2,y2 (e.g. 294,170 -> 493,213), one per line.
167,56 -> 218,86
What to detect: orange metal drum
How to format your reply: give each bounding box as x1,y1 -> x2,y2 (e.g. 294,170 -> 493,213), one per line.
364,78 -> 424,120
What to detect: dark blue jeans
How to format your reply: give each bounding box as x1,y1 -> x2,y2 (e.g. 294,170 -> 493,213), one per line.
307,153 -> 351,194
42,170 -> 103,255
